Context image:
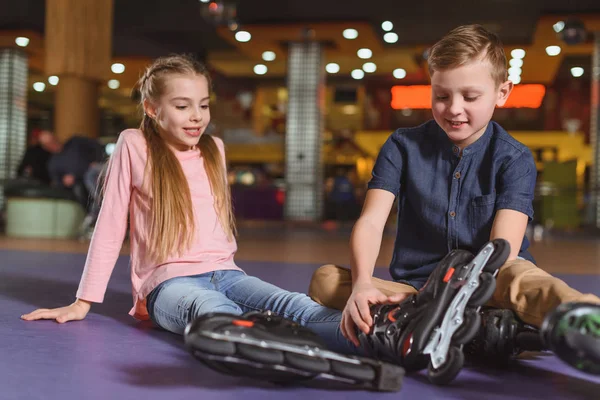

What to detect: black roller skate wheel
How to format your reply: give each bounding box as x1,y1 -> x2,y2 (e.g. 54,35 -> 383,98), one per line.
194,355 -> 240,376
427,347 -> 464,385
285,353 -> 330,373
453,308 -> 482,345
330,360 -> 376,382
187,335 -> 236,356
482,239 -> 511,273
237,343 -> 285,364
468,272 -> 496,307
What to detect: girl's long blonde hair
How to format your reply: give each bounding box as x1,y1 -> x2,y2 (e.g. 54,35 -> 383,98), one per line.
136,54 -> 236,263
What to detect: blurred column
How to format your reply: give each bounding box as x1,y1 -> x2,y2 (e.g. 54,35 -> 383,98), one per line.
45,0 -> 114,141
284,42 -> 324,221
0,49 -> 28,209
591,32 -> 600,228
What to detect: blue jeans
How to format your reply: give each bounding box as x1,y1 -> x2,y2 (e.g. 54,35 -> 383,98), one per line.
146,270 -> 358,354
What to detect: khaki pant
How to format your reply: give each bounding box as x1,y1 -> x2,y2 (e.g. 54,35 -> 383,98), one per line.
308,259 -> 600,327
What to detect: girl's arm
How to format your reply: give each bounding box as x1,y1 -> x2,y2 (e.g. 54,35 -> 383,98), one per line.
22,132 -> 134,323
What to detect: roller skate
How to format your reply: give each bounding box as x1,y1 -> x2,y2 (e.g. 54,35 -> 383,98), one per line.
358,239 -> 510,385
464,307 -> 543,364
541,302 -> 600,375
184,310 -> 404,391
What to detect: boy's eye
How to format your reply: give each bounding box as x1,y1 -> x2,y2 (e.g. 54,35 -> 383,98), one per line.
175,106 -> 187,110
464,96 -> 478,102
435,96 -> 448,101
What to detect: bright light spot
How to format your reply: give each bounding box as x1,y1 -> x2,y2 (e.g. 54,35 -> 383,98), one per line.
511,49 -> 526,59
48,76 -> 59,85
254,64 -> 267,75
33,82 -> 46,92
357,48 -> 372,59
362,62 -> 377,73
571,67 -> 584,78
235,31 -> 251,42
342,29 -> 358,39
545,45 -> 561,56
108,79 -> 120,89
383,32 -> 398,43
262,51 -> 276,61
381,21 -> 393,31
393,68 -> 406,79
508,67 -> 522,76
509,75 -> 521,84
509,58 -> 523,68
111,63 -> 125,74
553,21 -> 565,33
15,37 -> 29,47
351,69 -> 365,80
325,63 -> 340,73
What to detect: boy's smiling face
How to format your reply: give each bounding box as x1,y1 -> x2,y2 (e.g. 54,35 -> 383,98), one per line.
431,57 -> 513,149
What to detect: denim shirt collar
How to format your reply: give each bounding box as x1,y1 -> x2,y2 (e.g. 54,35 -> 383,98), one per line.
436,122 -> 495,158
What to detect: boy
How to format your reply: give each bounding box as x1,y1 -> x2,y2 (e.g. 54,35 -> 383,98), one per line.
309,24 -> 600,375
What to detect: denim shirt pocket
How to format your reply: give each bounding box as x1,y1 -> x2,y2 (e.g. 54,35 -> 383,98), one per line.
469,193 -> 497,238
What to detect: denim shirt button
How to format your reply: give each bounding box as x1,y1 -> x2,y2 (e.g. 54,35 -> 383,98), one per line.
449,211 -> 456,217
452,146 -> 459,154
454,172 -> 461,179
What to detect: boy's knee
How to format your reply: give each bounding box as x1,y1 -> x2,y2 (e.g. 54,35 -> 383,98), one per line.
308,264 -> 351,310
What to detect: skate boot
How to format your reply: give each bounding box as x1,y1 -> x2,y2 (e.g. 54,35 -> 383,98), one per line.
464,307 -> 543,364
358,239 -> 510,385
184,310 -> 404,391
541,302 -> 600,375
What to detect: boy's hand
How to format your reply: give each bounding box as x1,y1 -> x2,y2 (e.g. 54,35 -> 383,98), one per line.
21,299 -> 92,323
341,283 -> 390,346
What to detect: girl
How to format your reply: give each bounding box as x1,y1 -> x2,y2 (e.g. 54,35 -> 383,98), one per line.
21,54 -> 357,355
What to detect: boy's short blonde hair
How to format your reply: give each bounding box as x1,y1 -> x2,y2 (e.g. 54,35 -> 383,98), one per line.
428,24 -> 508,87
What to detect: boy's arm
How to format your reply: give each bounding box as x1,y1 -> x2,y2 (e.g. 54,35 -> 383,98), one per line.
490,209 -> 528,260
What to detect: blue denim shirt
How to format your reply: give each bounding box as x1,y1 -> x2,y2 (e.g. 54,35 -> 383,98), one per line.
368,120 -> 537,289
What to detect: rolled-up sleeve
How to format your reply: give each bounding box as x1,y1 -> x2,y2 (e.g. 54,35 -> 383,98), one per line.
367,132 -> 404,196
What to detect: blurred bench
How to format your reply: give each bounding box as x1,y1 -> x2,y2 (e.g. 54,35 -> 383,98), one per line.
4,180 -> 85,239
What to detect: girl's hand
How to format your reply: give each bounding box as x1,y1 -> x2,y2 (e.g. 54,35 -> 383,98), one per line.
21,299 -> 92,323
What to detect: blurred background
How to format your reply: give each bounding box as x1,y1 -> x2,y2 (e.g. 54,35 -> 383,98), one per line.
1,0 -> 600,241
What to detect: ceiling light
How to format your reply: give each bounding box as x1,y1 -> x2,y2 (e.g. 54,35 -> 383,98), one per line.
381,21 -> 393,32
48,76 -> 59,85
553,21 -> 565,33
262,51 -> 276,61
383,32 -> 398,44
362,62 -> 377,73
357,48 -> 372,59
545,45 -> 561,56
15,37 -> 30,47
509,58 -> 523,68
571,67 -> 584,78
111,63 -> 125,74
510,49 -> 526,59
351,69 -> 364,80
508,75 -> 521,84
342,29 -> 358,39
393,68 -> 406,79
108,79 -> 120,89
325,63 -> 340,73
235,31 -> 251,42
33,82 -> 45,92
254,64 -> 267,75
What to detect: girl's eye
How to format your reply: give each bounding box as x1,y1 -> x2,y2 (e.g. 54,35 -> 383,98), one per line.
435,96 -> 448,101
201,105 -> 209,110
176,106 -> 187,110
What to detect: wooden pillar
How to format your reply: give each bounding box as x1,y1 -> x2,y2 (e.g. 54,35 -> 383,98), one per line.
45,0 -> 114,141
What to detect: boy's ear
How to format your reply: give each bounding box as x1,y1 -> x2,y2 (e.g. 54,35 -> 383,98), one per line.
496,80 -> 514,107
143,99 -> 157,119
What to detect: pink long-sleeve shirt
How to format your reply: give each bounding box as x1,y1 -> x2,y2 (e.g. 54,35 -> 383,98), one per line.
76,129 -> 241,319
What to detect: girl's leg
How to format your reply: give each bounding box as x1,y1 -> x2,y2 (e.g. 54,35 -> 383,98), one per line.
147,273 -> 242,335
214,270 -> 358,354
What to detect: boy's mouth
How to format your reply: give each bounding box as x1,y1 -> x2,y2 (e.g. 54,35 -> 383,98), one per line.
447,120 -> 468,128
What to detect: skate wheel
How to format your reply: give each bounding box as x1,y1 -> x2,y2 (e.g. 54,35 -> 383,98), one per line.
468,272 -> 496,306
186,335 -> 236,356
237,343 -> 284,364
427,347 -> 464,385
482,239 -> 510,273
285,353 -> 330,373
453,308 -> 482,345
331,360 -> 376,382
